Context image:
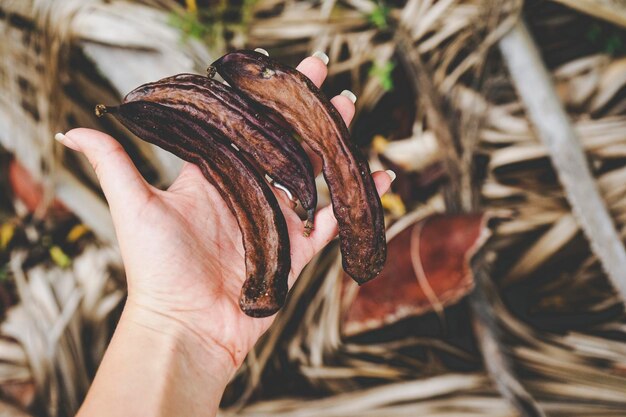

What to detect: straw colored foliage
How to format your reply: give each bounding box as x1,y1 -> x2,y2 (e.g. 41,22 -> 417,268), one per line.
2,0 -> 626,416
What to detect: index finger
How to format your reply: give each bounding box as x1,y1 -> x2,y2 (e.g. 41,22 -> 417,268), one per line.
296,55 -> 328,88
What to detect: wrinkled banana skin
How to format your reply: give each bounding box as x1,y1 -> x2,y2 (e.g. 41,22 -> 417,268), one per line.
99,101 -> 290,318
125,73 -> 317,230
213,50 -> 387,283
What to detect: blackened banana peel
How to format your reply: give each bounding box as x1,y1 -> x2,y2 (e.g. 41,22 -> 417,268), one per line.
125,73 -> 317,231
96,49 -> 387,318
96,101 -> 290,318
212,50 -> 387,283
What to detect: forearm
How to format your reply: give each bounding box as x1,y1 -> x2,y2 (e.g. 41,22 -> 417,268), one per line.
77,303 -> 235,417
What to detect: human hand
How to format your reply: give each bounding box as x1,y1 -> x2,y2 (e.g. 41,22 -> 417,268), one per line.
58,55 -> 393,381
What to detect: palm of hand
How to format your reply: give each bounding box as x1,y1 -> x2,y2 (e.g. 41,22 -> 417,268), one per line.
63,56 -> 391,367
120,162 -> 325,362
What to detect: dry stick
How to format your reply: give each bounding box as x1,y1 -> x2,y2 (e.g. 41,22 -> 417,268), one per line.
551,0 -> 626,28
395,31 -> 464,213
395,26 -> 543,417
470,251 -> 547,417
499,20 -> 626,303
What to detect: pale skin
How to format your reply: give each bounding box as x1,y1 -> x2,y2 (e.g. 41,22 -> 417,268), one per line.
61,55 -> 393,417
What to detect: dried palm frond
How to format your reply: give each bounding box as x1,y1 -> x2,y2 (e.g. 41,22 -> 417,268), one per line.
1,1 -> 215,415
0,0 -> 217,243
551,0 -> 626,28
1,244 -> 123,417
3,0 -> 626,416
225,1 -> 626,416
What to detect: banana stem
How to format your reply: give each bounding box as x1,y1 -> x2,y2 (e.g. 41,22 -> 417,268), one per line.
304,211 -> 315,237
94,104 -> 119,118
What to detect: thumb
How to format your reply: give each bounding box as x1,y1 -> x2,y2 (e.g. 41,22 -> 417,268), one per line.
57,128 -> 152,220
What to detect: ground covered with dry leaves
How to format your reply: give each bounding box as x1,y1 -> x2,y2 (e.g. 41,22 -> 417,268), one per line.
2,0 -> 626,416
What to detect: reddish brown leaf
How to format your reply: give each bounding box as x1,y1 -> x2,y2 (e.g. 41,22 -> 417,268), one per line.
0,380 -> 35,410
8,160 -> 66,214
342,213 -> 488,336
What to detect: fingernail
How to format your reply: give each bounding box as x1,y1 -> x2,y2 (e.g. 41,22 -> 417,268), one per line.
340,90 -> 357,104
54,132 -> 67,142
312,51 -> 329,65
385,169 -> 396,182
254,48 -> 269,56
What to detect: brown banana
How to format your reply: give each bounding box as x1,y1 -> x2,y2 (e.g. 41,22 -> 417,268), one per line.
212,50 -> 386,284
95,101 -> 290,318
124,74 -> 317,233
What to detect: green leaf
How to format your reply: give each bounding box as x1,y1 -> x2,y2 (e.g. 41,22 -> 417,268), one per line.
586,23 -> 601,43
369,60 -> 395,92
367,3 -> 390,30
49,246 -> 71,268
168,10 -> 212,41
605,35 -> 623,55
586,23 -> 626,56
0,265 -> 8,282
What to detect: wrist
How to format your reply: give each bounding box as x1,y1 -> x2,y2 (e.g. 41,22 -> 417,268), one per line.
120,301 -> 238,385
79,301 -> 236,417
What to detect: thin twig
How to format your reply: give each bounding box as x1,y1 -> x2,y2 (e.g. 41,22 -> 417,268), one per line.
395,29 -> 464,213
499,19 -> 626,303
470,249 -> 547,417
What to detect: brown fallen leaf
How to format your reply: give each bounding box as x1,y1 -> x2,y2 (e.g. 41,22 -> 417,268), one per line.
0,381 -> 36,412
342,213 -> 489,336
8,160 -> 66,215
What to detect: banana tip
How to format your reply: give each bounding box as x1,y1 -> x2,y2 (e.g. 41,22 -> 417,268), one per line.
240,299 -> 281,318
303,216 -> 314,237
206,65 -> 217,78
94,104 -> 107,118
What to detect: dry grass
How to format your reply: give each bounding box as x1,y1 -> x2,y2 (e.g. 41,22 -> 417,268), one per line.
2,0 -> 626,416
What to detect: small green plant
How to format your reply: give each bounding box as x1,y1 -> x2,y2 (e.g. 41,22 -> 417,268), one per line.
169,9 -> 213,40
586,23 -> 602,43
168,0 -> 258,45
368,1 -> 390,30
586,22 -> 626,56
369,60 -> 395,91
605,35 -> 624,55
49,245 -> 71,268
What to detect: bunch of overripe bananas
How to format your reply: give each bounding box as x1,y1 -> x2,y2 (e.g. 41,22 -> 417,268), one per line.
96,50 -> 386,317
